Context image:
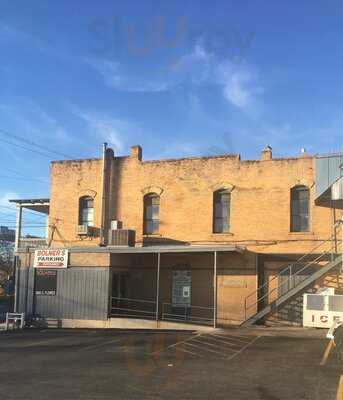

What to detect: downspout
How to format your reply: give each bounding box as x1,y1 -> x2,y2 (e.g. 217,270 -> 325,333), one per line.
100,142 -> 107,246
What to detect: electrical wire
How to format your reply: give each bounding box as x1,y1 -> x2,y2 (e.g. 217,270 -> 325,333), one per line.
0,137 -> 54,159
0,127 -> 75,159
0,174 -> 48,183
0,205 -> 47,218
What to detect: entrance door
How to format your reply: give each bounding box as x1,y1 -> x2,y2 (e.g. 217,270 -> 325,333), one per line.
111,273 -> 128,317
112,273 -> 127,299
171,270 -> 192,320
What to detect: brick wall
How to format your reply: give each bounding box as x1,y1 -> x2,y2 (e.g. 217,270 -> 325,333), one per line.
48,146 -> 337,254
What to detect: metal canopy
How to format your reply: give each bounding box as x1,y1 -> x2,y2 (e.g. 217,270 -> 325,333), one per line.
9,198 -> 50,214
70,244 -> 245,254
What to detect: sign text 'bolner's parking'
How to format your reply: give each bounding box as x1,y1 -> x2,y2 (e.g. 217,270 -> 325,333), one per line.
33,249 -> 69,268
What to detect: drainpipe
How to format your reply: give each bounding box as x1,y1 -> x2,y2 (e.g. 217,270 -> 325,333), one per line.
100,142 -> 107,246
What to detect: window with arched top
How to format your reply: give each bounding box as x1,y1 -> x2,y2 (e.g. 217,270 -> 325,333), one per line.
290,186 -> 309,232
79,196 -> 94,227
213,189 -> 230,233
143,193 -> 160,234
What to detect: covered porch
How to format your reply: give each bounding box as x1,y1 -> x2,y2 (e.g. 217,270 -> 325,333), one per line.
107,245 -> 257,328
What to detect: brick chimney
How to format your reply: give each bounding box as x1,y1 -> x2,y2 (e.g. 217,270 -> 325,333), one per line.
261,145 -> 272,161
130,145 -> 142,161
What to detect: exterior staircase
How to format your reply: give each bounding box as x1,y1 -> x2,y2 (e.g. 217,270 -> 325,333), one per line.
242,224 -> 343,326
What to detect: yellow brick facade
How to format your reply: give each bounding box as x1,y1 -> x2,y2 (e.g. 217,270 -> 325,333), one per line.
48,145 -> 335,255
15,145 -> 338,326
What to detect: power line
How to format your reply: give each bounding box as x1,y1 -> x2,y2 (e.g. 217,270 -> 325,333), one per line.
0,167 -> 48,184
0,205 -> 47,218
0,175 -> 48,184
0,127 -> 75,159
0,137 -> 53,159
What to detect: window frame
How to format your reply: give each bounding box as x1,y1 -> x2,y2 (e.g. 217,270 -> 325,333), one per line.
213,189 -> 231,234
79,196 -> 94,227
143,193 -> 160,235
290,185 -> 310,233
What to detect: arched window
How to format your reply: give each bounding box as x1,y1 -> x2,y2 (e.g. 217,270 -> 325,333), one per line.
213,189 -> 230,233
143,193 -> 160,234
290,186 -> 309,232
79,196 -> 94,227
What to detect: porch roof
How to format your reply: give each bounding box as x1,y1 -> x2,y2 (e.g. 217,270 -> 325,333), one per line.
71,244 -> 245,254
9,198 -> 50,214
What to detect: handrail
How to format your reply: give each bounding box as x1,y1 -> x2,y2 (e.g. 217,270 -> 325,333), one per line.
111,296 -> 156,304
110,296 -> 156,319
161,302 -> 214,325
244,224 -> 342,320
246,248 -> 333,313
245,235 -> 335,305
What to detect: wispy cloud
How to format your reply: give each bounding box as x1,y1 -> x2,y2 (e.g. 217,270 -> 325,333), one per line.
0,192 -> 19,208
0,100 -> 72,146
86,58 -> 173,93
216,61 -> 264,110
173,41 -> 264,112
0,22 -> 47,52
70,104 -> 138,152
87,39 -> 263,111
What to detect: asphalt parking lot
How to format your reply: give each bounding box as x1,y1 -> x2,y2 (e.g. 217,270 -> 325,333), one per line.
0,328 -> 342,400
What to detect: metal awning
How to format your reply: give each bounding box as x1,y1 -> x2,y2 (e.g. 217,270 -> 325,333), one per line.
9,198 -> 50,214
68,244 -> 245,254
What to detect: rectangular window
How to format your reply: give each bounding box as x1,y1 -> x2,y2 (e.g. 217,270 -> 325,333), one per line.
291,186 -> 309,232
79,197 -> 94,227
144,194 -> 160,234
213,191 -> 230,233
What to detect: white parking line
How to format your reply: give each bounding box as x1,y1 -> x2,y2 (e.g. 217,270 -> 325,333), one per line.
191,338 -> 236,352
80,338 -> 123,351
174,346 -> 201,357
209,333 -> 252,344
183,341 -> 225,356
226,336 -> 260,361
148,332 -> 259,360
16,337 -> 70,348
149,333 -> 202,355
204,335 -> 243,348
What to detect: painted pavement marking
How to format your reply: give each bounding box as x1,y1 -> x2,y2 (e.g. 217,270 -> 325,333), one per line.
149,332 -> 259,360
337,375 -> 343,400
320,339 -> 335,366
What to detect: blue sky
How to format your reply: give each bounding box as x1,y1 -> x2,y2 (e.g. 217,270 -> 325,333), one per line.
1,1 -> 343,235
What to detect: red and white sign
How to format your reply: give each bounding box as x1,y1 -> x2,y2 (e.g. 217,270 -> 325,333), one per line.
34,249 -> 68,268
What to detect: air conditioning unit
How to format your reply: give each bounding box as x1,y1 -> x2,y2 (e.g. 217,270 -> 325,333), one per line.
108,229 -> 135,246
110,220 -> 123,230
77,225 -> 92,236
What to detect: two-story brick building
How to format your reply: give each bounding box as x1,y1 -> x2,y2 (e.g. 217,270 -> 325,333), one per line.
11,145 -> 343,329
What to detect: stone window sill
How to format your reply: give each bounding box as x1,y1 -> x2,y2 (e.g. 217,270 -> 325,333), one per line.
211,232 -> 234,236
288,231 -> 314,235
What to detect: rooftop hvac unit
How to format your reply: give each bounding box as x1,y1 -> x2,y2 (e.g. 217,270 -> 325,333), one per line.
77,225 -> 92,236
108,229 -> 135,247
110,220 -> 123,230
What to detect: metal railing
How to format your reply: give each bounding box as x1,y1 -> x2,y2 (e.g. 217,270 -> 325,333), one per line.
162,303 -> 214,326
244,223 -> 343,320
110,297 -> 156,320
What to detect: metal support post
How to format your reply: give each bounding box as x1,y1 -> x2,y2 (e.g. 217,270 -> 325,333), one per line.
13,205 -> 22,313
213,251 -> 217,329
155,253 -> 161,321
